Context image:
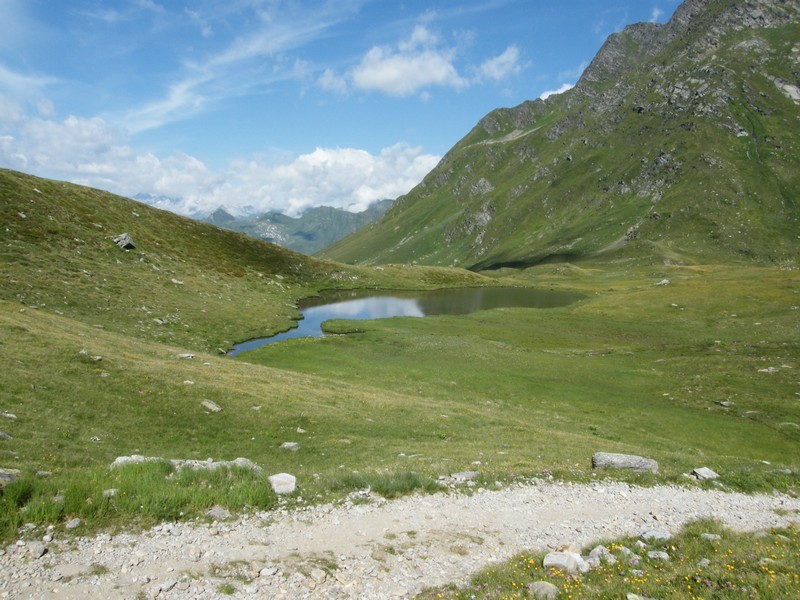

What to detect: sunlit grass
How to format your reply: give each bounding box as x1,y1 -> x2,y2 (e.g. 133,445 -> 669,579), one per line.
417,520 -> 800,599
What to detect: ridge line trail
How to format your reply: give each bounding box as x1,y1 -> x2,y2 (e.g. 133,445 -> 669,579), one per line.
3,480 -> 799,599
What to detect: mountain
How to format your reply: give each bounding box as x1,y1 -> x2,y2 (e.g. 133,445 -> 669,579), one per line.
202,200 -> 393,255
320,0 -> 800,269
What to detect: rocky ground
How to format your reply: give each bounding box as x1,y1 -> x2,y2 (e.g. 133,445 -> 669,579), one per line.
2,479 -> 799,599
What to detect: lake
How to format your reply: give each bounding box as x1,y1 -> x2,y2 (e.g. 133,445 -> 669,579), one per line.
228,286 -> 583,355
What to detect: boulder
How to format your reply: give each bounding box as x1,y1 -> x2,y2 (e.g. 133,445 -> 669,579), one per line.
280,442 -> 300,451
691,467 -> 719,480
201,400 -> 222,413
112,233 -> 136,249
592,452 -> 659,473
268,473 -> 297,495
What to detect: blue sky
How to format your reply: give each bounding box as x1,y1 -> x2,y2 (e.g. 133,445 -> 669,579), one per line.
0,0 -> 682,216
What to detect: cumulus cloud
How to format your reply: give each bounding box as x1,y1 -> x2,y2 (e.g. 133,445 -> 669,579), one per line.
476,46 -> 521,82
538,83 -> 574,100
650,7 -> 665,22
0,107 -> 439,217
351,25 -> 467,97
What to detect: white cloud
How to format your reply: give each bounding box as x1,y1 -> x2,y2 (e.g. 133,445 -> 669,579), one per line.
476,46 -> 521,82
318,68 -> 348,94
650,7 -> 665,22
352,45 -> 466,96
349,24 -> 467,97
538,83 -> 573,100
0,106 -> 439,217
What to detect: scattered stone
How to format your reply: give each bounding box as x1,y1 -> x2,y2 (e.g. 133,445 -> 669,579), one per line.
281,442 -> 300,451
310,568 -> 327,584
451,471 -> 480,482
260,565 -> 279,578
543,550 -> 586,574
206,505 -> 232,521
187,545 -> 203,562
640,529 -> 672,542
201,400 -> 222,413
28,542 -> 48,559
1,412 -> 17,420
592,452 -> 659,473
268,473 -> 297,495
0,468 -> 21,486
714,401 -> 734,407
177,353 -> 195,359
691,467 -> 720,480
655,279 -> 670,286
65,518 -> 81,530
0,431 -> 12,440
102,488 -> 119,499
697,557 -> 711,568
170,278 -> 184,285
589,545 -> 617,565
528,581 -> 559,599
112,233 -> 136,249
700,533 -> 722,541
648,550 -> 670,561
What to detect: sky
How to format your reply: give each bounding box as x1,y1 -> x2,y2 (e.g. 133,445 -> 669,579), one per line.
0,0 -> 682,217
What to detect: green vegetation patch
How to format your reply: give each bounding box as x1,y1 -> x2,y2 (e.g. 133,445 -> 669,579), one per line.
418,520 -> 800,599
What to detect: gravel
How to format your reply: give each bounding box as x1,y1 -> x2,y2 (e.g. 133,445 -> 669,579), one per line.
1,479 -> 798,599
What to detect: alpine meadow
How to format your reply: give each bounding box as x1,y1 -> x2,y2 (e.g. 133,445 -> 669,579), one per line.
1,0 -> 799,598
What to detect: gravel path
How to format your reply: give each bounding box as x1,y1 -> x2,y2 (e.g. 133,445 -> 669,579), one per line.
2,480 -> 799,599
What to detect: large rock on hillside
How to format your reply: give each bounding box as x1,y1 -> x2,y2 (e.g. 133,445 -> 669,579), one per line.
592,452 -> 659,473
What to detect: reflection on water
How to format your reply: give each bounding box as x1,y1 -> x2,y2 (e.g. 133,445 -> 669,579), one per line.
229,287 -> 582,355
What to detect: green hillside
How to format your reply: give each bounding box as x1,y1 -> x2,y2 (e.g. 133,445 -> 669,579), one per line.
320,0 -> 800,269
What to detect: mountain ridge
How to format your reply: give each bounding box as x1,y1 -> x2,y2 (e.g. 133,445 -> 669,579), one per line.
202,200 -> 393,255
320,0 -> 800,269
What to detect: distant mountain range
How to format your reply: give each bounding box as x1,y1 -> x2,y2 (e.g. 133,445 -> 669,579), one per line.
201,200 -> 393,255
321,0 -> 800,269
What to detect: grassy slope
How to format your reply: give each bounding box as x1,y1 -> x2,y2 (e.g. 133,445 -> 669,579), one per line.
1,176 -> 798,540
320,20 -> 800,269
243,263 -> 800,483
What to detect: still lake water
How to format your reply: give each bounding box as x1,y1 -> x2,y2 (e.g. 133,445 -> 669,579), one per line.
229,287 -> 583,355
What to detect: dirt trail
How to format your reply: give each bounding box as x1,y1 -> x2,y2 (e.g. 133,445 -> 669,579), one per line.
2,480 -> 799,599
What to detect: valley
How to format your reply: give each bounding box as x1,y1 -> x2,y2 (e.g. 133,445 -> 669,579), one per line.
1,0 -> 799,597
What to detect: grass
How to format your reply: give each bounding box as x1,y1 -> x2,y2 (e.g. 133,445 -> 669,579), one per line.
1,169 -> 798,546
417,520 -> 800,599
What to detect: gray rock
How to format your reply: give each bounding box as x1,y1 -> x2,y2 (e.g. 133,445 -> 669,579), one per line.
65,518 -> 81,530
700,533 -> 721,541
177,353 -> 195,359
27,542 -> 48,559
640,529 -> 672,542
697,557 -> 711,568
268,473 -> 297,495
592,452 -> 658,473
206,505 -> 232,521
451,471 -> 480,482
691,467 -> 719,480
0,468 -> 21,485
310,568 -> 327,584
543,550 -> 584,574
112,233 -> 136,249
589,545 -> 617,565
648,550 -> 670,561
187,545 -> 203,562
102,488 -> 119,499
528,581 -> 559,599
1,412 -> 17,420
0,431 -> 12,440
281,442 -> 300,451
201,400 -> 222,413
260,565 -> 279,578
